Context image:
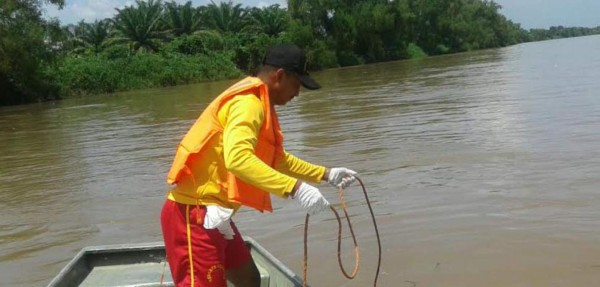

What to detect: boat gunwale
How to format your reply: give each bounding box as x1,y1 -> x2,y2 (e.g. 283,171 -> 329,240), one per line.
47,236 -> 304,287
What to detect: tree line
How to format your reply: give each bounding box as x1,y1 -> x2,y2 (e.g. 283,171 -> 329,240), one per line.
2,0 -> 600,105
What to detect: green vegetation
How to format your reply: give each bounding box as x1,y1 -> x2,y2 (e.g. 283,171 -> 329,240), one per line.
1,0 -> 65,105
2,0 -> 600,105
527,26 -> 600,42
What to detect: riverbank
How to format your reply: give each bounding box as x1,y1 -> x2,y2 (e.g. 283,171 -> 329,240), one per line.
46,41 -> 430,100
47,50 -> 243,97
4,0 -> 600,106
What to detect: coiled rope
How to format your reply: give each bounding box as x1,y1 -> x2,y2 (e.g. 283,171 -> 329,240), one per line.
303,176 -> 382,287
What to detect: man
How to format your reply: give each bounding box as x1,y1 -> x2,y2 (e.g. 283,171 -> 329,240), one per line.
161,44 -> 358,287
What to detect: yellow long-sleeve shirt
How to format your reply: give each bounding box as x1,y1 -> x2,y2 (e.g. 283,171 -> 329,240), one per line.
168,94 -> 325,210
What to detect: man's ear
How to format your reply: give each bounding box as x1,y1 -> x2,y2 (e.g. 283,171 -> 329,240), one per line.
274,68 -> 286,82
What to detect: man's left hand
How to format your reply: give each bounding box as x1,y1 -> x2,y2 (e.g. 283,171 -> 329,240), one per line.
327,167 -> 358,189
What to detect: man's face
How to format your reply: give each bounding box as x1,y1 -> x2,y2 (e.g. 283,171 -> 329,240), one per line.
271,69 -> 301,106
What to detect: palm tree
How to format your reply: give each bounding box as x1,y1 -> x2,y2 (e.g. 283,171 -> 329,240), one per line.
110,0 -> 165,52
202,1 -> 248,34
246,4 -> 289,37
61,22 -> 86,53
69,20 -> 112,53
162,1 -> 203,37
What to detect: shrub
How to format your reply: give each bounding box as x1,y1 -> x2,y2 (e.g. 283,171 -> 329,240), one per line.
49,51 -> 242,97
307,40 -> 339,69
406,43 -> 427,59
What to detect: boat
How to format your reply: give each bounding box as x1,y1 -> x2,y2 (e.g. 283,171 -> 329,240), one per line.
47,236 -> 305,287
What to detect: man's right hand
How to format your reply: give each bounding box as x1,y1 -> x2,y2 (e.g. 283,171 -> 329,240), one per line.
292,182 -> 330,215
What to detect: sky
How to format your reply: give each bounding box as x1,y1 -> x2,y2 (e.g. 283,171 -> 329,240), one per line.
43,0 -> 600,29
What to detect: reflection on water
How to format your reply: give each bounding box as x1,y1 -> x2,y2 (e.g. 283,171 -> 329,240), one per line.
1,36 -> 600,286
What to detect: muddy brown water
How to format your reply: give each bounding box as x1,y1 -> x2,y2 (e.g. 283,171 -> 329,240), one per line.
1,35 -> 600,286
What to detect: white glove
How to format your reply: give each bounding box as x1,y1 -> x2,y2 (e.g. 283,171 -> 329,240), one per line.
203,205 -> 235,240
292,182 -> 330,215
327,167 -> 358,189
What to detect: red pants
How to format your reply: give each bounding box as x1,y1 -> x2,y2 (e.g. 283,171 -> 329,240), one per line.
161,200 -> 251,287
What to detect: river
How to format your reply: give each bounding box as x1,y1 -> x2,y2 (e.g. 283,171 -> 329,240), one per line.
1,35 -> 600,286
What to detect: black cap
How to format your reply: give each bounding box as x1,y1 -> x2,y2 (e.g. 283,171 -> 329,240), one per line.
262,44 -> 321,90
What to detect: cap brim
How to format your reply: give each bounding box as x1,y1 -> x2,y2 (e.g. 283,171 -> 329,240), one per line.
298,74 -> 321,90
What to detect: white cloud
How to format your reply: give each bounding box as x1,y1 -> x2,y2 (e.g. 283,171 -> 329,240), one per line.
44,0 -> 136,24
43,0 -> 286,25
41,0 -> 600,28
256,1 -> 286,8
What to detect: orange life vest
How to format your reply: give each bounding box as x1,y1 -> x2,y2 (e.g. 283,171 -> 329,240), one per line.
166,77 -> 283,212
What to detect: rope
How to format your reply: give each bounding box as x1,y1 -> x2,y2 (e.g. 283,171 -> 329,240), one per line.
159,256 -> 167,286
303,176 -> 382,287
